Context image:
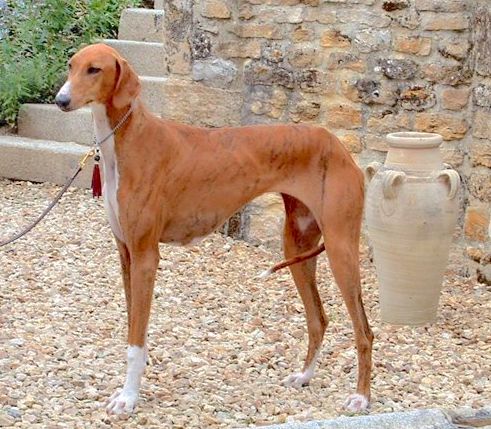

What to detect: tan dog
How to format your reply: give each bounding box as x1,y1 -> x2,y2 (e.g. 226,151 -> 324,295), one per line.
55,44 -> 373,415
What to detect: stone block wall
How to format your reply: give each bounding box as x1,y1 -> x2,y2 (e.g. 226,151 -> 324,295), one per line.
158,0 -> 490,282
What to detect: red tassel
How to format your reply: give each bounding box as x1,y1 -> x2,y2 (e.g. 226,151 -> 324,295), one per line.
91,164 -> 102,198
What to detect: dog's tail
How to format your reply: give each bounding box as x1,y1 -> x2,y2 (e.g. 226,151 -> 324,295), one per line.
258,243 -> 326,279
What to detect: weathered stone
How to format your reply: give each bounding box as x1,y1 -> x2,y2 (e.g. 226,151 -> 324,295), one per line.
217,39 -> 261,58
468,170 -> 491,202
477,264 -> 491,286
441,87 -> 470,110
391,7 -> 421,30
191,31 -> 212,59
414,113 -> 469,140
303,7 -> 336,24
472,6 -> 491,77
377,58 -> 419,80
464,206 -> 490,242
466,246 -> 484,263
415,0 -> 469,12
399,84 -> 436,111
317,0 -> 373,2
295,69 -> 333,94
230,24 -> 282,39
363,134 -> 389,152
245,193 -> 284,251
367,110 -> 411,134
393,35 -> 431,56
162,79 -> 242,127
326,104 -> 363,129
353,29 -> 391,53
382,0 -> 409,11
339,133 -> 363,153
473,84 -> 491,108
162,1 -> 193,75
322,0 -> 375,3
320,30 -> 351,48
355,79 -> 380,104
438,38 -> 470,61
287,47 -> 323,69
262,43 -> 286,63
353,79 -> 398,106
289,98 -> 321,122
292,25 -> 315,42
393,8 -> 421,29
421,12 -> 469,31
192,58 -> 237,88
246,86 -> 289,121
239,4 -> 255,20
244,61 -> 294,88
273,7 -> 304,23
470,139 -> 491,168
422,63 -> 472,85
441,142 -> 464,168
337,9 -> 391,27
201,0 -> 231,19
327,53 -> 365,72
473,110 -> 491,140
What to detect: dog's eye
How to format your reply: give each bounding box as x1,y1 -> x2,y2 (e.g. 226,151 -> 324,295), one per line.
87,67 -> 101,75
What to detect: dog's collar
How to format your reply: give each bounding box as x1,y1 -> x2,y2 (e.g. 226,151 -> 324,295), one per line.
93,101 -> 135,149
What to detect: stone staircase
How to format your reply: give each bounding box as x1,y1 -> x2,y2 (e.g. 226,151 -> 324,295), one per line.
0,5 -> 166,188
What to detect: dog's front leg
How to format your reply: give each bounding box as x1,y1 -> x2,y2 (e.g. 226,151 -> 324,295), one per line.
106,244 -> 159,415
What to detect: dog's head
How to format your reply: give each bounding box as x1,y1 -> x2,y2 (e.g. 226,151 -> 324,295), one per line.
55,43 -> 141,112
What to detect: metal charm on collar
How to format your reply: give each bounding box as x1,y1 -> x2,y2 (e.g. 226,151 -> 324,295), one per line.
91,147 -> 102,198
89,102 -> 135,198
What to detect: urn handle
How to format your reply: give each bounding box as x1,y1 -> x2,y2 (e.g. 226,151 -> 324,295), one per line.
364,161 -> 382,183
382,171 -> 406,199
437,169 -> 460,200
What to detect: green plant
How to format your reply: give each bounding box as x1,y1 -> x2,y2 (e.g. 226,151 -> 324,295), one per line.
0,0 -> 141,126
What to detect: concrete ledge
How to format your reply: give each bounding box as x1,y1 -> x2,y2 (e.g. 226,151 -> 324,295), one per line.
118,8 -> 164,42
259,409 -> 456,429
0,136 -> 92,188
103,39 -> 165,77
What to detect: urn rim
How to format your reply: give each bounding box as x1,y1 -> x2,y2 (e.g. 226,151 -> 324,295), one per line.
386,132 -> 443,149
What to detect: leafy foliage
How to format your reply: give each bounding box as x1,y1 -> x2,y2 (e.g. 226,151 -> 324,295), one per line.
0,0 -> 141,125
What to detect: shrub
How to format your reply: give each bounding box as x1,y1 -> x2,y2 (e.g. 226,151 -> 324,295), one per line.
0,0 -> 141,126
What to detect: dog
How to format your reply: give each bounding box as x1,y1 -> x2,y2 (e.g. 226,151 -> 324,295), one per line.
55,43 -> 373,415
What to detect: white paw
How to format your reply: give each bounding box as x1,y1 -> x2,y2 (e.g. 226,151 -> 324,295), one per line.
282,371 -> 313,388
344,393 -> 369,412
106,389 -> 138,415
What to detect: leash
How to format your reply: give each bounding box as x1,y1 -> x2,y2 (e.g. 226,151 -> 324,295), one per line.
0,150 -> 93,248
0,103 -> 135,248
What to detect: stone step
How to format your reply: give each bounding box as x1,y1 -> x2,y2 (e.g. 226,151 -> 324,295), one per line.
18,105 -> 93,145
118,8 -> 164,42
103,39 -> 165,77
0,136 -> 92,188
18,77 -> 167,144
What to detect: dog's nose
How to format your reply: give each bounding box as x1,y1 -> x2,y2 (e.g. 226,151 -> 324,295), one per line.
55,93 -> 71,110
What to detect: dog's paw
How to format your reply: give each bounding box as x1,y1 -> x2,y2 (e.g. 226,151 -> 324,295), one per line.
343,393 -> 369,412
105,389 -> 138,415
282,371 -> 312,388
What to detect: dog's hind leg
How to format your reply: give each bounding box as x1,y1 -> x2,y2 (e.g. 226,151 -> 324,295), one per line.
281,194 -> 327,388
319,171 -> 373,412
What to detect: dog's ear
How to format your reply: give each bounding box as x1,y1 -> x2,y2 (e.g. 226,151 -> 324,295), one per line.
112,57 -> 141,109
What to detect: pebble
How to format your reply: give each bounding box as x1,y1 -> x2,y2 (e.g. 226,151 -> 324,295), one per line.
0,179 -> 489,428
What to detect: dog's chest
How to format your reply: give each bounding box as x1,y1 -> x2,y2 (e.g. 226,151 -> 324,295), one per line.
91,104 -> 124,242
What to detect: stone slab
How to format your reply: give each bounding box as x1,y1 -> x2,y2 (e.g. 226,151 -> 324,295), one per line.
0,136 -> 92,188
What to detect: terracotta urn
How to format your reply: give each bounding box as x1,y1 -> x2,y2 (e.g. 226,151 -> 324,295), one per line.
365,132 -> 461,326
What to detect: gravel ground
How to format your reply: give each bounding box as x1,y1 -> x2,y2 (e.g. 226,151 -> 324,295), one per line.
0,179 -> 490,428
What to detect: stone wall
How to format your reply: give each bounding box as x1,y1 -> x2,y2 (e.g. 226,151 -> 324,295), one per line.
157,0 -> 490,283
